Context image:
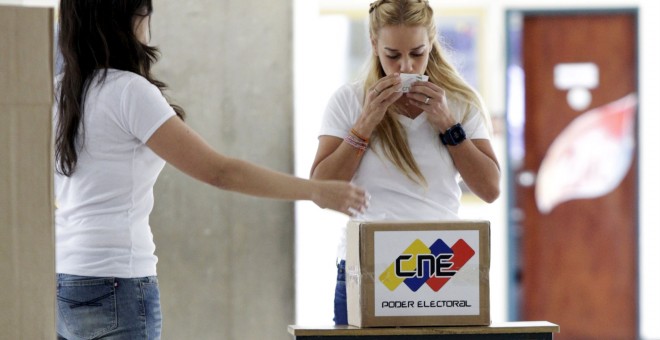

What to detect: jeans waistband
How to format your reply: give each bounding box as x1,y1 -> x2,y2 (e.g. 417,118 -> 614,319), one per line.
57,274 -> 158,284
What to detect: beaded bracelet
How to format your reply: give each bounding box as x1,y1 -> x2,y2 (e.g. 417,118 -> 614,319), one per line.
344,134 -> 368,154
350,128 -> 369,143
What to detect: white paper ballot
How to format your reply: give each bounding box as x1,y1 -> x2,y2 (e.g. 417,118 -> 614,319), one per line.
400,73 -> 429,92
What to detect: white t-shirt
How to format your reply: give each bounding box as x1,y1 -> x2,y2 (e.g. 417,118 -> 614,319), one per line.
54,69 -> 175,278
319,82 -> 490,259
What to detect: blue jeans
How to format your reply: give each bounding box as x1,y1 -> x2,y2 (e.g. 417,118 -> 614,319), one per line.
56,274 -> 162,340
334,260 -> 348,325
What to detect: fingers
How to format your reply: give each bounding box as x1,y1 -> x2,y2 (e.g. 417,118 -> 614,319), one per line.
408,81 -> 443,98
345,186 -> 370,217
406,81 -> 446,107
407,93 -> 433,107
410,80 -> 442,93
347,207 -> 361,217
362,75 -> 403,126
370,74 -> 403,103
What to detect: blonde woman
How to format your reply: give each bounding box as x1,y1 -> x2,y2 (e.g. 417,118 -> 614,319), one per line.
310,0 -> 501,324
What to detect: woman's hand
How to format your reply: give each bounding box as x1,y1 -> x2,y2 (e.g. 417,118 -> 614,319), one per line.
353,74 -> 404,137
406,81 -> 456,132
311,180 -> 369,217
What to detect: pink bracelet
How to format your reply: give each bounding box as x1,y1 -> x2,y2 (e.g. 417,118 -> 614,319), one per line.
350,128 -> 369,143
344,134 -> 368,153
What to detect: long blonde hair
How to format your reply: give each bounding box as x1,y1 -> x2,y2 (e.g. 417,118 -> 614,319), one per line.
366,0 -> 489,185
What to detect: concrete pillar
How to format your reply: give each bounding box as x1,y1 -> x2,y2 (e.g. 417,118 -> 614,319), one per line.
150,1 -> 295,339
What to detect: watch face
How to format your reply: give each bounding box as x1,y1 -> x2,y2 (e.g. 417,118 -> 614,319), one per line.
448,124 -> 466,145
440,124 -> 465,145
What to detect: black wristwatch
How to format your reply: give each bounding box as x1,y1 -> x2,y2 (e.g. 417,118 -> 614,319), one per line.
439,123 -> 466,146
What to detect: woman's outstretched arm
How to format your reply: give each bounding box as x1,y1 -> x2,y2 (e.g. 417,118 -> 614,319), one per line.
146,116 -> 368,215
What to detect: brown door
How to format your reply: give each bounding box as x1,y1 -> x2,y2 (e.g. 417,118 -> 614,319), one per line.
508,10 -> 638,339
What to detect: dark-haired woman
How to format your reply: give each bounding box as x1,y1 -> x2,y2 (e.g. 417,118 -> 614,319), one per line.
54,1 -> 367,339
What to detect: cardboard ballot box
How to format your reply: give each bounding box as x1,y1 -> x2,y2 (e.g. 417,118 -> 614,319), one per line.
346,221 -> 490,327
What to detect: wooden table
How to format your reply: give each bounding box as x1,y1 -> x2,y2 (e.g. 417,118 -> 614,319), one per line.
288,321 -> 559,339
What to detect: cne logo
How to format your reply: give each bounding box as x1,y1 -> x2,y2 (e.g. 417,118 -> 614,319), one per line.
378,238 -> 475,292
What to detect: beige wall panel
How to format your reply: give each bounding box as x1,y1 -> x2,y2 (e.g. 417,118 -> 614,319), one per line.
0,6 -> 52,105
0,6 -> 55,339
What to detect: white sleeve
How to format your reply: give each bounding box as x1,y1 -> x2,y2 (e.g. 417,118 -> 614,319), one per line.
319,83 -> 362,139
460,104 -> 490,140
119,76 -> 176,143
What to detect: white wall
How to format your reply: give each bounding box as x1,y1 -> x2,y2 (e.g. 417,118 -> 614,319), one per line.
0,0 -> 55,6
294,1 -> 660,338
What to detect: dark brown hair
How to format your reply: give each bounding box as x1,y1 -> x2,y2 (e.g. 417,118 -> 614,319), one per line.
56,0 -> 185,176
